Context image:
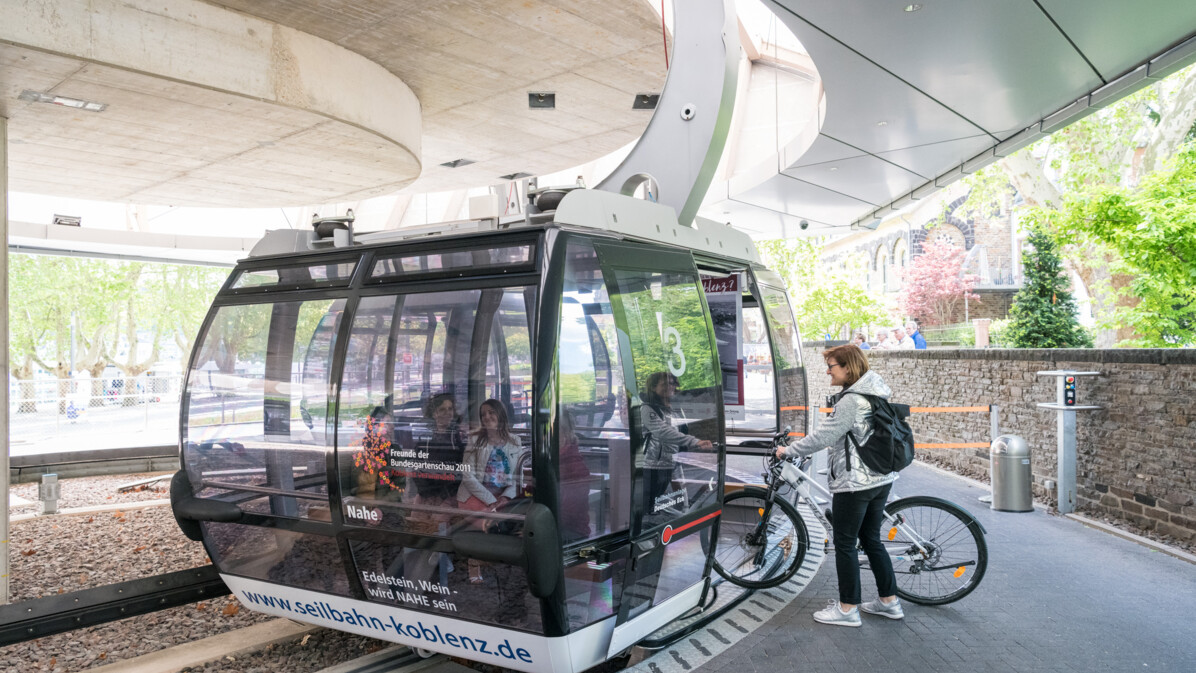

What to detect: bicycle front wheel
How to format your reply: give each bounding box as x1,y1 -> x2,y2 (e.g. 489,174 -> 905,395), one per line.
711,487 -> 808,589
881,496 -> 988,605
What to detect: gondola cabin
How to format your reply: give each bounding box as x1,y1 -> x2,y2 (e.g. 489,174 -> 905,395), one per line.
171,188 -> 808,673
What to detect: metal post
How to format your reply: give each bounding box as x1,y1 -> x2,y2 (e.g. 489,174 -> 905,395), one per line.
1058,409 -> 1077,514
2,115 -> 10,604
1036,370 -> 1100,515
989,404 -> 999,443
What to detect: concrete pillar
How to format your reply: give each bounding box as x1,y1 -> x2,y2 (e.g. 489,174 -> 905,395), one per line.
973,318 -> 992,348
1,115 -> 9,604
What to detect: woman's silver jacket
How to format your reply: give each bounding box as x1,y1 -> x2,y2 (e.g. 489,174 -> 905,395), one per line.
782,370 -> 898,493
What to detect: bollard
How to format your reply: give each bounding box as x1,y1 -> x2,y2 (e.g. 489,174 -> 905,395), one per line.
39,473 -> 60,515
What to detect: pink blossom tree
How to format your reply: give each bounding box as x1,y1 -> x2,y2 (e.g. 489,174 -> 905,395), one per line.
900,240 -> 980,326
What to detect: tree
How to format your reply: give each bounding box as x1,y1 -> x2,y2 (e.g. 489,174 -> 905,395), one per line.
1029,142 -> 1196,346
757,238 -> 889,339
1004,228 -> 1093,348
899,240 -> 979,327
960,64 -> 1196,345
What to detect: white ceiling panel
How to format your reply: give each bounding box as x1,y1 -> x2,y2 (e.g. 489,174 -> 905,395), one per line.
790,134 -> 866,168
768,0 -> 1100,135
783,154 -> 923,206
735,173 -> 873,225
1041,0 -> 1196,80
875,135 -> 997,181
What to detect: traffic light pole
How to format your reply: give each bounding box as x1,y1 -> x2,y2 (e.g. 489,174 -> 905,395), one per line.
1035,370 -> 1101,514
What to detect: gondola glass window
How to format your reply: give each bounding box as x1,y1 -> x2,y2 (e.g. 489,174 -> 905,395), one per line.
184,299 -> 343,518
183,298 -> 351,596
557,241 -> 629,545
335,286 -> 540,629
761,284 -> 807,434
336,288 -> 535,532
606,263 -> 721,532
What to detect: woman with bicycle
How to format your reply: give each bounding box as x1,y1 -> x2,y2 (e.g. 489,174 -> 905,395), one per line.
774,344 -> 903,627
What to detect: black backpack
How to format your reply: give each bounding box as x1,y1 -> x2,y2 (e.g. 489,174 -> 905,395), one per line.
843,392 -> 916,474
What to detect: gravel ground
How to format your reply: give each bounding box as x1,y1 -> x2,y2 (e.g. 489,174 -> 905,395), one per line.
10,472 -> 174,517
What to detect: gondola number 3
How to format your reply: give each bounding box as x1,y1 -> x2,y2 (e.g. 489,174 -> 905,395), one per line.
664,326 -> 686,377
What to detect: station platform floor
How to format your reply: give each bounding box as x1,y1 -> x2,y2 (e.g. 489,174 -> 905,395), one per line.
682,462 -> 1196,673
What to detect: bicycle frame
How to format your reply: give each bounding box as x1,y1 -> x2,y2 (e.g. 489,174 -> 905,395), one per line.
771,456 -> 932,558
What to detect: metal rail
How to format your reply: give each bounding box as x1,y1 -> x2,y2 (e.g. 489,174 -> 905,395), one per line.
0,565 -> 229,646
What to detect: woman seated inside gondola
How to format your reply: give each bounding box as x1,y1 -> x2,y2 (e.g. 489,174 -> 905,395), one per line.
457,398 -> 528,582
408,393 -> 468,511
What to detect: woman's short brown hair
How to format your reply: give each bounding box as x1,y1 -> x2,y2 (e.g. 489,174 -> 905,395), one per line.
822,344 -> 869,388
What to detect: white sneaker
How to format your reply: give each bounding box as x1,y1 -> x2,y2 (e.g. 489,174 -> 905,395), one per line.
812,600 -> 861,627
859,597 -> 904,620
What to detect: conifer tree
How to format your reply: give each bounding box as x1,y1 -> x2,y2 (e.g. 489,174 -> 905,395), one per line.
1006,228 -> 1093,348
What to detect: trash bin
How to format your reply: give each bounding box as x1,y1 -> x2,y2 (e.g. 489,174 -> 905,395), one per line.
990,435 -> 1033,512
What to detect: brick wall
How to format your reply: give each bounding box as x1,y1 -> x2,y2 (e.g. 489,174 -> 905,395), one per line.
800,345 -> 1196,542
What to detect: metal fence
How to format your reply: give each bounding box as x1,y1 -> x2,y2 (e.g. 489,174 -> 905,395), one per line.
8,374 -> 184,455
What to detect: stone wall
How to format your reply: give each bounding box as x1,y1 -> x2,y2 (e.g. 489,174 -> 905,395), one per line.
800,345 -> 1196,542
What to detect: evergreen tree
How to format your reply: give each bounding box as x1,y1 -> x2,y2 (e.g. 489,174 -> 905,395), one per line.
1006,228 -> 1093,348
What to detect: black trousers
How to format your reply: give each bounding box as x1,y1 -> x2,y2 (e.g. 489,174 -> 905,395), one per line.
831,483 -> 897,605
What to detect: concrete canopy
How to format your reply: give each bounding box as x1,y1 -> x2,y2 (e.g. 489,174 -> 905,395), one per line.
1,0 -> 666,206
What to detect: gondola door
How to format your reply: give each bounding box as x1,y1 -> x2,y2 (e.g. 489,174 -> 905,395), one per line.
595,242 -> 725,655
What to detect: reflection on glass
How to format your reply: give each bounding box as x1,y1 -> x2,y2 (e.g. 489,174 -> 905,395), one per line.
607,265 -> 720,532
231,262 -> 355,288
563,557 -> 624,630
350,541 -> 543,633
371,245 -> 532,279
205,523 -> 350,596
761,286 -> 807,435
184,299 -> 342,519
730,304 -> 778,432
558,240 -> 629,544
337,288 -> 535,539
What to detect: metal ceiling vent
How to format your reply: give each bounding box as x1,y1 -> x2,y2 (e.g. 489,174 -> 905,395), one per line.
440,158 -> 476,168
312,209 -> 355,248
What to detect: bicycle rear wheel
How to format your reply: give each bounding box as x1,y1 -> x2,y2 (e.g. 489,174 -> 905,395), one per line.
711,487 -> 808,589
880,496 -> 988,605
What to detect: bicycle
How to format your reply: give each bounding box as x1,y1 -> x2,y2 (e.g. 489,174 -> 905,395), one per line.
712,431 -> 988,605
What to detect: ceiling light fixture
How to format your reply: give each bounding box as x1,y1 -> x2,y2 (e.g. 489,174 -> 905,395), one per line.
528,92 -> 556,109
904,4 -> 922,12
877,120 -> 888,126
440,158 -> 476,168
19,89 -> 108,112
829,167 -> 839,171
499,172 -> 533,180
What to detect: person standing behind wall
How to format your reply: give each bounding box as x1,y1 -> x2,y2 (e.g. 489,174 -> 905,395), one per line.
905,321 -> 927,349
852,333 -> 871,350
892,327 -> 915,350
873,330 -> 891,350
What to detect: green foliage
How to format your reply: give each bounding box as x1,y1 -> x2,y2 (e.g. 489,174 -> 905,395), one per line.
1005,228 -> 1093,348
559,371 -> 598,403
608,275 -> 719,392
1038,142 -> 1196,346
757,238 -> 889,339
987,319 -> 1013,348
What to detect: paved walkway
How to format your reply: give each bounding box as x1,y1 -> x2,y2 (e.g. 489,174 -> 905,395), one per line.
697,462 -> 1196,673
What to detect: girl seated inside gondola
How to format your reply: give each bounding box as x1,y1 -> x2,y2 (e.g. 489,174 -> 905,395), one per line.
457,398 -> 528,582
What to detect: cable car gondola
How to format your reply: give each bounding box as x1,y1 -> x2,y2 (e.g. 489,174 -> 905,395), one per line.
170,187 -> 808,673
